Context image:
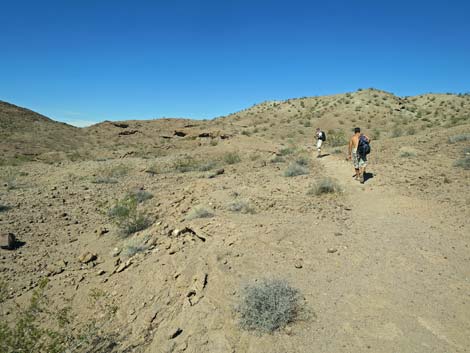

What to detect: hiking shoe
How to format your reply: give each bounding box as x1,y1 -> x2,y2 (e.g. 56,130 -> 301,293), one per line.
359,174 -> 364,183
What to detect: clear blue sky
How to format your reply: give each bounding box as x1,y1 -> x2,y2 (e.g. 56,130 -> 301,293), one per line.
1,0 -> 469,126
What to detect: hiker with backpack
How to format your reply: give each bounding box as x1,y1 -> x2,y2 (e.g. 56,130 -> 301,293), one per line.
315,128 -> 326,158
348,127 -> 371,183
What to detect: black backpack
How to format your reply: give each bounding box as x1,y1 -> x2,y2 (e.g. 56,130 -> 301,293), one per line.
358,135 -> 370,155
320,131 -> 326,141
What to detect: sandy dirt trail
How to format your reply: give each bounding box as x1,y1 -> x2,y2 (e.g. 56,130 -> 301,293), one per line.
305,154 -> 470,352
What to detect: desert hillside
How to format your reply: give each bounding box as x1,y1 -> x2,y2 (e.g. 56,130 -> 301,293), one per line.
0,101 -> 93,165
0,89 -> 469,352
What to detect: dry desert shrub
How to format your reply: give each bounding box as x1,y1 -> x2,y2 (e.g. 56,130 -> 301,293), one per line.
93,163 -> 129,184
122,236 -> 149,258
186,206 -> 214,220
237,279 -> 301,333
224,152 -> 241,165
308,177 -> 342,195
399,147 -> 417,158
283,155 -> 310,177
448,133 -> 470,144
126,190 -> 153,203
227,200 -> 256,214
454,156 -> 470,170
327,129 -> 347,147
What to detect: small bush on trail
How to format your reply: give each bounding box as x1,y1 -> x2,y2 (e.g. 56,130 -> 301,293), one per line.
0,204 -> 10,212
237,279 -> 301,333
308,177 -> 342,195
186,206 -> 214,220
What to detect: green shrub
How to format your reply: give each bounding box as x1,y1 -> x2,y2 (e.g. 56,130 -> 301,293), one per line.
0,280 -> 117,353
407,127 -> 416,135
237,279 -> 301,333
308,177 -> 342,195
224,152 -> 241,165
108,196 -> 152,237
126,190 -> 153,203
372,128 -> 381,140
173,156 -> 198,173
186,206 -> 214,220
279,147 -> 295,156
328,129 -> 347,147
284,162 -> 309,177
0,204 -> 10,212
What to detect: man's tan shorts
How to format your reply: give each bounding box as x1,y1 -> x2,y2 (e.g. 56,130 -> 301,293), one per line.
352,150 -> 367,169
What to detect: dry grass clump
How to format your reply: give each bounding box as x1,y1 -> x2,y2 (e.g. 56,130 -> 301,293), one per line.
284,158 -> 309,177
399,147 -> 418,158
93,164 -> 129,184
122,236 -> 149,258
126,190 -> 153,203
224,152 -> 241,165
448,133 -> 470,143
454,156 -> 470,170
237,279 -> 301,333
327,129 -> 347,147
308,177 -> 342,195
186,206 -> 214,220
227,200 -> 256,214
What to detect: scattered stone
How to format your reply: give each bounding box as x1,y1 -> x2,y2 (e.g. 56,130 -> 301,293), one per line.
334,232 -> 343,236
78,251 -> 97,264
208,168 -> 225,179
0,233 -> 17,250
95,227 -> 109,236
294,262 -> 303,269
115,259 -> 132,273
327,248 -> 338,254
97,270 -> 106,276
111,248 -> 121,257
169,328 -> 183,339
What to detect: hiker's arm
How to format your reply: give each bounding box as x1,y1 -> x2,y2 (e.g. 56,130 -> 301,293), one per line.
348,139 -> 352,158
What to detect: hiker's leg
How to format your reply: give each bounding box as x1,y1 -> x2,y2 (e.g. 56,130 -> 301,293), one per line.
352,150 -> 359,178
359,159 -> 367,183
